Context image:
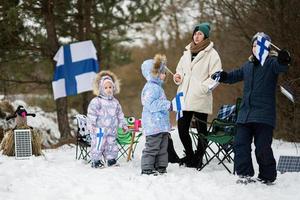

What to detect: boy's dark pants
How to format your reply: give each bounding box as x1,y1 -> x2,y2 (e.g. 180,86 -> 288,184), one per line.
141,132 -> 169,170
234,122 -> 277,182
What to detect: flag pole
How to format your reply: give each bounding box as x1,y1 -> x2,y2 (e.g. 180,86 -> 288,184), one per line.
164,66 -> 174,76
270,42 -> 281,51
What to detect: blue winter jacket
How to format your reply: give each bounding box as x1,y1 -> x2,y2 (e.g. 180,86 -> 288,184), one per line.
224,55 -> 288,128
141,59 -> 171,136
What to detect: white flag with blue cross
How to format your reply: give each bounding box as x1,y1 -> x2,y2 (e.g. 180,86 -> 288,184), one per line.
52,40 -> 99,100
96,128 -> 104,151
172,92 -> 185,120
254,35 -> 271,66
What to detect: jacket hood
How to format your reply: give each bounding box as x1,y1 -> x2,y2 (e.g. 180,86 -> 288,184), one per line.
141,58 -> 166,83
92,70 -> 120,96
141,59 -> 155,81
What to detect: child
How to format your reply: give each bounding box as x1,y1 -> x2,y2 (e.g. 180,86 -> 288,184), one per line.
87,70 -> 127,168
140,54 -> 172,175
211,32 -> 291,184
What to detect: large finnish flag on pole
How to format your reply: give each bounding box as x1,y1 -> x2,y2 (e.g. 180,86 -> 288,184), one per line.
254,35 -> 271,66
52,40 -> 99,100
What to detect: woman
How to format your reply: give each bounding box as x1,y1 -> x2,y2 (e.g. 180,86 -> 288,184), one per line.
173,22 -> 222,168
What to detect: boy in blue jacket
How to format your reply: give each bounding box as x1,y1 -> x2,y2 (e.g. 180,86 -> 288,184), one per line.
140,54 -> 172,175
212,32 -> 291,184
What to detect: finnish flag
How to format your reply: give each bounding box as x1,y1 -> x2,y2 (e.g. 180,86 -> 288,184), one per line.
254,35 -> 271,66
172,92 -> 185,120
52,40 -> 99,100
96,128 -> 104,151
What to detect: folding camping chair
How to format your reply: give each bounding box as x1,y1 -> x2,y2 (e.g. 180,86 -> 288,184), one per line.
75,114 -> 91,161
189,119 -> 211,164
190,98 -> 241,173
74,115 -> 142,162
116,117 -> 142,161
280,78 -> 300,103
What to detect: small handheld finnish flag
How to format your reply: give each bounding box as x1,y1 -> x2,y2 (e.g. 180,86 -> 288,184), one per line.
172,92 -> 185,120
254,35 -> 271,66
208,72 -> 221,91
52,40 -> 99,100
280,85 -> 295,103
96,128 -> 104,151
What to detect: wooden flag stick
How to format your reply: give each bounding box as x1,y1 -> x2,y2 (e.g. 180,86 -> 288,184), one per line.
270,42 -> 281,51
164,66 -> 174,76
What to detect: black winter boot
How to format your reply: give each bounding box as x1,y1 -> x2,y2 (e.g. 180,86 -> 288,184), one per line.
168,135 -> 180,163
179,151 -> 196,168
179,155 -> 188,166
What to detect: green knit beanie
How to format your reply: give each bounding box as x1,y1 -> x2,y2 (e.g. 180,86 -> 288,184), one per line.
193,22 -> 211,38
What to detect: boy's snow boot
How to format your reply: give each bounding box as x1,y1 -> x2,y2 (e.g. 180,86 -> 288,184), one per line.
141,169 -> 158,176
236,176 -> 256,185
256,178 -> 275,186
91,160 -> 105,168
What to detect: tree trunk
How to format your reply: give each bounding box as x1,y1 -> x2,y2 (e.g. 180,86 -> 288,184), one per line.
41,0 -> 71,140
76,0 -> 94,115
55,98 -> 70,139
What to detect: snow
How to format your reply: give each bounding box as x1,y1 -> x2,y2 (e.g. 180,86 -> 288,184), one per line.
1,130 -> 300,200
1,101 -> 300,200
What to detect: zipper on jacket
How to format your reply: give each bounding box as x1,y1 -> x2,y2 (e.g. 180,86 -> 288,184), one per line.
246,64 -> 255,120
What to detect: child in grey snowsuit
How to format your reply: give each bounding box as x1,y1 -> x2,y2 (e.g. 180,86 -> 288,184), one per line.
87,70 -> 127,168
140,54 -> 172,175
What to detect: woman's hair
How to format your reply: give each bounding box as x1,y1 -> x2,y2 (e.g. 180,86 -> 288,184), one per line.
152,54 -> 167,77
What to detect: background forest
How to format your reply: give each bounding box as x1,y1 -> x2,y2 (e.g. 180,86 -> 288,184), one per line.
0,0 -> 299,144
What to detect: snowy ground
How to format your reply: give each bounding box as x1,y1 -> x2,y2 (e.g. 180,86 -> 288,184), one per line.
1,130 -> 300,200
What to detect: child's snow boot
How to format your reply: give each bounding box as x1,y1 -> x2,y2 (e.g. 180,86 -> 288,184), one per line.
107,159 -> 120,167
91,160 -> 105,168
141,169 -> 158,176
156,167 -> 167,174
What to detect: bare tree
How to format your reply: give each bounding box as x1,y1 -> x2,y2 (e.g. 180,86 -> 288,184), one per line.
204,0 -> 300,141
